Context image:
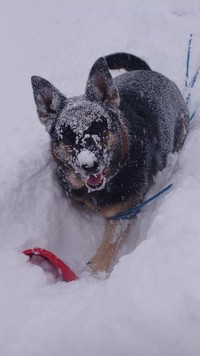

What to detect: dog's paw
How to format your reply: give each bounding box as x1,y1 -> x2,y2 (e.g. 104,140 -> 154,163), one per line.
86,254 -> 111,275
86,261 -> 108,279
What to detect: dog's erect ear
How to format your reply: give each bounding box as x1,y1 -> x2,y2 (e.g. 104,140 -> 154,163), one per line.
31,76 -> 66,126
85,57 -> 120,108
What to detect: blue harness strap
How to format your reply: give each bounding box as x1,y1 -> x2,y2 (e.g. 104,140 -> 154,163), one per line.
109,184 -> 173,220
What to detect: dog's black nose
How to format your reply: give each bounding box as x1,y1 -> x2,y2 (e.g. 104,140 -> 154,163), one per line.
82,161 -> 99,174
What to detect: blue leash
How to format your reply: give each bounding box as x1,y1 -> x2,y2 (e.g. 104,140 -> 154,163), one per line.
185,33 -> 193,89
110,34 -> 200,221
185,33 -> 200,121
109,184 -> 173,220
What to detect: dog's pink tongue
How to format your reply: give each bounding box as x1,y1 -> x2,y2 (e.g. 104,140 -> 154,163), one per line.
86,173 -> 103,186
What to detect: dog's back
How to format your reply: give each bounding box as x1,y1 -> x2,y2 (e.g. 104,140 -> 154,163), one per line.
100,53 -> 189,201
105,53 -> 188,155
114,69 -> 189,163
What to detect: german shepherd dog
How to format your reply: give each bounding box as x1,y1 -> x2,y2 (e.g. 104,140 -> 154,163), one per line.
31,53 -> 189,273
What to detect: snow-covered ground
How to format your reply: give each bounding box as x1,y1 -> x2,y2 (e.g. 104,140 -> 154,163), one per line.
1,1 -> 200,355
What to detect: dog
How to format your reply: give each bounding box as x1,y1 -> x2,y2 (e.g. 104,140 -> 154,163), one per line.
31,52 -> 189,273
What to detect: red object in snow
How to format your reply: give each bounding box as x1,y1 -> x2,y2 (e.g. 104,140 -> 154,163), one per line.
23,248 -> 78,282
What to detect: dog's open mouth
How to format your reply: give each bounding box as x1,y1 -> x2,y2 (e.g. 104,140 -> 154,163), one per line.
85,172 -> 105,191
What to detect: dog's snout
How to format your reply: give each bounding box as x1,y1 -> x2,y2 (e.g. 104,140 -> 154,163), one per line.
77,149 -> 99,174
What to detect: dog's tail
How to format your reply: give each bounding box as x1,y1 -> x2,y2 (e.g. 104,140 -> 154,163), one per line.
105,52 -> 151,72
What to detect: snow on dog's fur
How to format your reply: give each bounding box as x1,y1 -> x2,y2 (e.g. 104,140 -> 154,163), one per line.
31,53 -> 189,273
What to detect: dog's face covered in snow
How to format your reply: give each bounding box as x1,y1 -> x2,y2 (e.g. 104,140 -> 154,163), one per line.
51,101 -> 119,192
31,58 -> 125,194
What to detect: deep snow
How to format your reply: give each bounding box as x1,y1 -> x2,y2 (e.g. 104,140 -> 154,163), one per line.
1,1 -> 200,355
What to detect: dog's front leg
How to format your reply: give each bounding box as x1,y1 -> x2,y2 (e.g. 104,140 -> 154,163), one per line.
88,219 -> 132,274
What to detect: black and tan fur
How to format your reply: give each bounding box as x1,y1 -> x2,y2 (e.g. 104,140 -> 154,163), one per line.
31,52 -> 189,273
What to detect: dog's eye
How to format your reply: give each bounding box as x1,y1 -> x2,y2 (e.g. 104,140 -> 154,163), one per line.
62,126 -> 76,145
89,118 -> 108,136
